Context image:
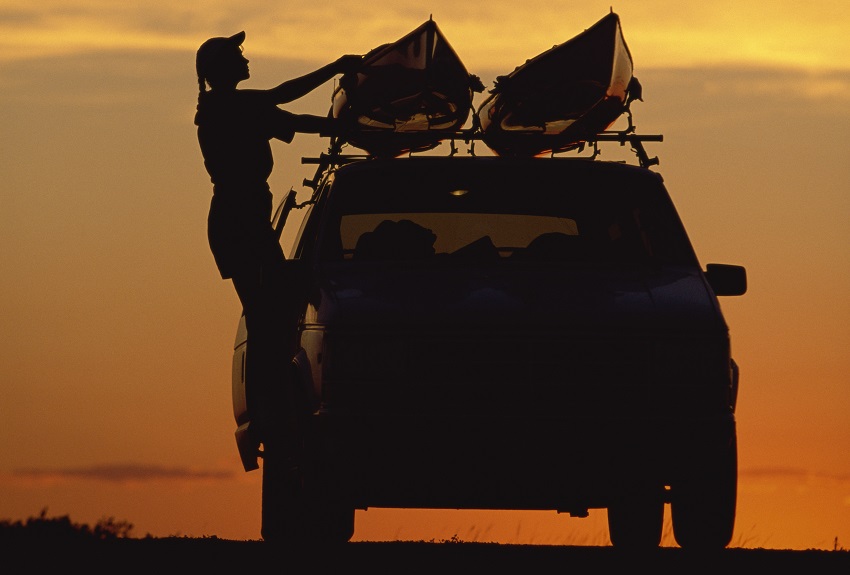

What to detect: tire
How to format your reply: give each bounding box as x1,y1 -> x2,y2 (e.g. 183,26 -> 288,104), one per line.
607,483 -> 665,549
670,431 -> 737,550
260,433 -> 306,543
260,380 -> 355,545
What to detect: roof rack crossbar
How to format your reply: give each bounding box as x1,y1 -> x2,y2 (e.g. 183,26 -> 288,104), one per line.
300,119 -> 663,183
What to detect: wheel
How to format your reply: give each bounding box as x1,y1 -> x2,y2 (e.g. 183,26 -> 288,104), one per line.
670,431 -> 737,550
261,432 -> 355,544
260,379 -> 355,545
607,483 -> 665,549
260,432 -> 306,543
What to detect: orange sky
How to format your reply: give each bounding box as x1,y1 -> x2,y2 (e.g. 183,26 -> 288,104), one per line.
1,1 -> 848,550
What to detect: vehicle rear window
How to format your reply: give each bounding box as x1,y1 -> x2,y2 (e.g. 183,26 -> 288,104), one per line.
317,161 -> 697,266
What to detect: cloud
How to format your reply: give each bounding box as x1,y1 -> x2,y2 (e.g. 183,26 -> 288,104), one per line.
0,7 -> 43,25
10,464 -> 849,485
644,66 -> 850,105
740,467 -> 850,484
10,464 -> 235,483
3,1 -> 850,71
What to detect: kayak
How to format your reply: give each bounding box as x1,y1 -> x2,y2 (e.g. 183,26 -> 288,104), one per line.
476,11 -> 641,157
332,18 -> 483,158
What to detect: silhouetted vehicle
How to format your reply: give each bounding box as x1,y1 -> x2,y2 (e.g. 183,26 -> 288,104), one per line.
230,145 -> 747,550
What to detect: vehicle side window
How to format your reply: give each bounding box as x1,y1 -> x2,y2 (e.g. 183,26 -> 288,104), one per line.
603,207 -> 654,262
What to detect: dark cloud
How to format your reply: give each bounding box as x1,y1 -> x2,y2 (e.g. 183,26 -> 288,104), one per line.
740,468 -> 850,483
13,464 -> 235,482
0,8 -> 44,24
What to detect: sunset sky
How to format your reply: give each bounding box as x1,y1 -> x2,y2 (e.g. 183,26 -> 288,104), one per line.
1,0 -> 848,550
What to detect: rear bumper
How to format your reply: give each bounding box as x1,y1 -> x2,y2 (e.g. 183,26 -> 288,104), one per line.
310,410 -> 736,511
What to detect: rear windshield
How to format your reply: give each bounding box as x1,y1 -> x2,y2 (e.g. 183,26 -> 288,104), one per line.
315,160 -> 697,266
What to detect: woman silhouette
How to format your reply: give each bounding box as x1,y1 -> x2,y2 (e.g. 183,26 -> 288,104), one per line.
195,31 -> 360,430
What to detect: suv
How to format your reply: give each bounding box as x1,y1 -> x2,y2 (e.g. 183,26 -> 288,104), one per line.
230,149 -> 747,550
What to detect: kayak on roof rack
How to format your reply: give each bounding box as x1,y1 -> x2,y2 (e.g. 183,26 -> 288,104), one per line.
331,17 -> 484,158
476,11 -> 642,157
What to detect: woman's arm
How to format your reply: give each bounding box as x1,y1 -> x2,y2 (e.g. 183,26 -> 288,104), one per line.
268,54 -> 362,104
268,108 -> 345,141
289,113 -> 342,137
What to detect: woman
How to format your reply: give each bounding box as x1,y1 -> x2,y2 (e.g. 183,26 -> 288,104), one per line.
195,31 -> 360,430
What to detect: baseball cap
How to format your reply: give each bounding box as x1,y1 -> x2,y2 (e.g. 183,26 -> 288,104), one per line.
196,31 -> 246,78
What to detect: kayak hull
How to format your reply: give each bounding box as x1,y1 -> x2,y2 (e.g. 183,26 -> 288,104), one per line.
333,19 -> 477,157
477,12 -> 637,157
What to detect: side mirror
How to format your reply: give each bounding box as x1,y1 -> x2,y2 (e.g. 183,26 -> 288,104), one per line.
705,263 -> 747,296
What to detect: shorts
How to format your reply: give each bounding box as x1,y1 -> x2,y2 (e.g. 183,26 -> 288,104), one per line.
207,186 -> 284,280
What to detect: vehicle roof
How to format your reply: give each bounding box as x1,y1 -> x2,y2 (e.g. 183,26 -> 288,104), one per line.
325,155 -> 665,190
332,154 -> 658,171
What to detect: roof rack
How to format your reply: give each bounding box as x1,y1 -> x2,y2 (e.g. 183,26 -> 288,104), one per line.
300,114 -> 663,191
577,108 -> 662,168
582,132 -> 662,168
